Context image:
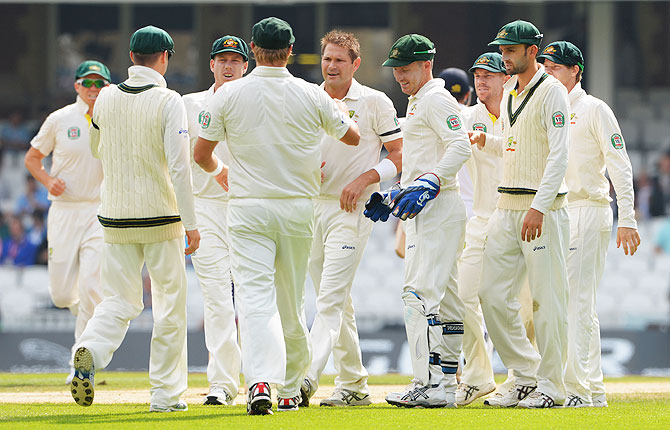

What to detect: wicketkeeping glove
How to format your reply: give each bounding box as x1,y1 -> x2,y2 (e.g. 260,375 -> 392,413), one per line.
392,173 -> 441,220
364,183 -> 402,222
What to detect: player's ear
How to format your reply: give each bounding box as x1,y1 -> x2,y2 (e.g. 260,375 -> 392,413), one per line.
353,56 -> 361,70
210,59 -> 215,74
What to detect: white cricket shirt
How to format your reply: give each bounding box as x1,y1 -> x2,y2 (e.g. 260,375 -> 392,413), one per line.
31,96 -> 103,203
319,78 -> 402,202
200,66 -> 353,199
566,82 -> 637,229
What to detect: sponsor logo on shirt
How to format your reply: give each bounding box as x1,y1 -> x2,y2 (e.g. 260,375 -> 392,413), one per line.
341,245 -> 356,250
533,245 -> 546,251
569,247 -> 577,251
67,126 -> 81,140
178,128 -> 189,136
611,133 -> 624,149
446,115 -> 462,130
199,111 -> 211,129
473,123 -> 487,132
552,111 -> 565,128
407,244 -> 415,249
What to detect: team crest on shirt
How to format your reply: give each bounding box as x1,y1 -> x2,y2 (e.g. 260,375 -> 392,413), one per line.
349,110 -> 355,118
447,115 -> 462,130
611,133 -> 624,149
473,123 -> 487,132
505,136 -> 517,152
552,111 -> 565,128
570,112 -> 577,125
199,111 -> 211,129
408,104 -> 417,116
67,126 -> 81,139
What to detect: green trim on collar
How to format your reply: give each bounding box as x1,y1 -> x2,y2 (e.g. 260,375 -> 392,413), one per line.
118,83 -> 158,94
507,73 -> 548,127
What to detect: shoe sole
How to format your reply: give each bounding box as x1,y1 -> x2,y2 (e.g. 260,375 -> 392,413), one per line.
70,348 -> 94,407
248,398 -> 273,415
149,405 -> 189,412
277,406 -> 299,412
386,399 -> 448,408
457,385 -> 497,406
320,400 -> 372,407
204,396 -> 224,405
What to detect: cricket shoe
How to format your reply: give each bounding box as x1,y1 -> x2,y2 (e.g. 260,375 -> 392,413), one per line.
70,347 -> 95,407
320,388 -> 371,407
564,393 -> 592,408
484,384 -> 536,407
247,382 -> 273,415
455,381 -> 496,406
591,394 -> 608,407
277,396 -> 300,412
204,386 -> 235,405
517,391 -> 557,409
299,377 -> 316,407
386,383 -> 448,408
150,401 -> 188,412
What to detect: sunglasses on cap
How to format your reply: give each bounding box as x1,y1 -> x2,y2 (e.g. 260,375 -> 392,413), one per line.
76,78 -> 109,88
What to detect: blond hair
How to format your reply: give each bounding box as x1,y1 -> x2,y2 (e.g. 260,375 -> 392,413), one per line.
251,45 -> 292,66
320,30 -> 360,62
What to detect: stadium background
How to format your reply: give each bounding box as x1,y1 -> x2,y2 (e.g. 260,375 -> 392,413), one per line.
0,1 -> 668,376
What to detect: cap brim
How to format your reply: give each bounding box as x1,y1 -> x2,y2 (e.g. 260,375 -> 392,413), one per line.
469,64 -> 506,74
488,39 -> 522,46
382,58 -> 417,67
211,48 -> 248,61
77,71 -> 110,80
537,53 -> 563,65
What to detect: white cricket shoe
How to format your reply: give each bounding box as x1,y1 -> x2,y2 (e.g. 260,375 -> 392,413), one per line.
564,393 -> 592,408
591,394 -> 608,407
484,384 -> 536,407
517,391 -> 556,408
320,388 -> 371,407
150,401 -> 188,412
299,377 -> 316,407
277,395 -> 300,412
204,386 -> 235,405
247,382 -> 273,415
386,383 -> 448,408
455,381 -> 496,406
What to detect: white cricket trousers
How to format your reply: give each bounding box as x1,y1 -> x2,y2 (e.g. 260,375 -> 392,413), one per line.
191,197 -> 240,397
479,207 -> 569,403
458,216 -> 536,388
227,198 -> 313,398
307,199 -> 372,394
403,190 -> 466,387
565,204 -> 612,401
76,237 -> 188,407
47,201 -> 103,342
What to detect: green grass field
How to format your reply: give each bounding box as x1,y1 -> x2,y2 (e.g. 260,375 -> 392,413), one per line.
1,373 -> 669,429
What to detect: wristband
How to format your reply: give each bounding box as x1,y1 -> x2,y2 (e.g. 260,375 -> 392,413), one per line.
208,157 -> 224,176
372,158 -> 398,182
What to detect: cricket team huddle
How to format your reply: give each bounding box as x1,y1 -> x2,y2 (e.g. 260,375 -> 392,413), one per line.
26,15 -> 640,415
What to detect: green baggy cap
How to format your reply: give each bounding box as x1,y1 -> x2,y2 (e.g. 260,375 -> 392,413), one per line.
130,25 -> 175,55
211,35 -> 250,61
75,60 -> 111,81
251,17 -> 295,49
382,34 -> 435,67
469,52 -> 506,74
489,20 -> 543,46
538,41 -> 585,71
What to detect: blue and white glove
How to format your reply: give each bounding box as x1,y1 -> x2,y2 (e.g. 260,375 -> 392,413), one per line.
364,183 -> 402,222
392,173 -> 441,220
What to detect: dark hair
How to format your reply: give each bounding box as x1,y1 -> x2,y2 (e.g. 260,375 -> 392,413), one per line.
132,52 -> 164,66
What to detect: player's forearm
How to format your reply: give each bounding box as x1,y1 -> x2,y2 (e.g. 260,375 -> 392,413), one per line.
479,134 -> 504,157
24,149 -> 50,188
607,157 -> 637,228
432,137 -> 472,185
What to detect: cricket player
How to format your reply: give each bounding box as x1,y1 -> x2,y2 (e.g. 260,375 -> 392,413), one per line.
70,26 -> 199,413
299,30 -> 402,408
538,41 -> 640,408
183,35 -> 249,406
470,20 -> 571,408
368,34 -> 472,408
24,61 -> 109,382
195,17 -> 360,415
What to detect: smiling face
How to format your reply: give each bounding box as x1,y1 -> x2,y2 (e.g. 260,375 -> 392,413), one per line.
321,43 -> 360,92
392,60 -> 432,96
73,73 -> 108,109
473,69 -> 506,105
210,52 -> 248,88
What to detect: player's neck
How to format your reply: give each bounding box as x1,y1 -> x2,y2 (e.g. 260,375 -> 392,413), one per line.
484,99 -> 501,118
516,62 -> 540,93
324,80 -> 352,100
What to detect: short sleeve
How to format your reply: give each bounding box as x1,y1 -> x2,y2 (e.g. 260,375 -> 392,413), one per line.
318,90 -> 353,140
373,93 -> 402,143
30,113 -> 57,156
199,86 -> 227,142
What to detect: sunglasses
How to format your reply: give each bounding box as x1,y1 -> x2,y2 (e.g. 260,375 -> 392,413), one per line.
76,79 -> 109,88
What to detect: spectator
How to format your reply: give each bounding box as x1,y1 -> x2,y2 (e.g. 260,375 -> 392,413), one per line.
14,175 -> 50,219
634,170 -> 664,220
0,111 -> 34,167
0,215 -> 39,266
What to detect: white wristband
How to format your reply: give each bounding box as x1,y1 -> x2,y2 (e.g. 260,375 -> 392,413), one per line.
209,157 -> 224,176
373,158 -> 398,182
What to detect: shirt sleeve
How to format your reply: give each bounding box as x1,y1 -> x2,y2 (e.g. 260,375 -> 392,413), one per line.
479,134 -> 504,158
593,101 -> 637,229
318,90 -> 354,140
373,93 -> 402,143
532,83 -> 570,214
30,112 -> 57,157
162,92 -> 197,231
425,93 -> 472,184
199,87 -> 226,142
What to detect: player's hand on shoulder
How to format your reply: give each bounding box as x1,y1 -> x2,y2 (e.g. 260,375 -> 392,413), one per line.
391,173 -> 440,221
47,177 -> 66,196
185,229 -> 201,255
617,227 -> 641,256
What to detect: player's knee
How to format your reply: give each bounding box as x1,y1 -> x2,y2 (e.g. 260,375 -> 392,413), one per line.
401,290 -> 425,314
